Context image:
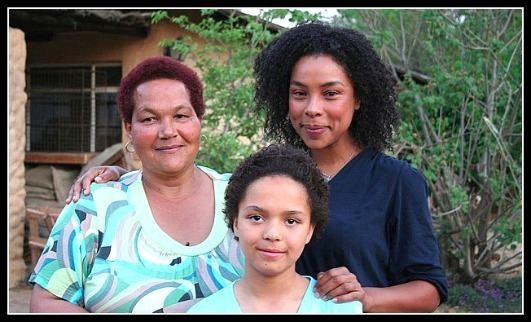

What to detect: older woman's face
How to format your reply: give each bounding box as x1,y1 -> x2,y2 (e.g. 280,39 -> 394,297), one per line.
126,78 -> 201,177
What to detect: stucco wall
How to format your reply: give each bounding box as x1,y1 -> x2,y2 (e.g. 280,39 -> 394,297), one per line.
9,27 -> 28,288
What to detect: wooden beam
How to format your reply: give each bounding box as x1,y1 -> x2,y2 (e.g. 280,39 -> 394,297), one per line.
25,152 -> 98,165
10,9 -> 149,39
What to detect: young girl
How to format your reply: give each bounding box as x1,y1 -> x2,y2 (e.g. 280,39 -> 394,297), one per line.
188,144 -> 362,313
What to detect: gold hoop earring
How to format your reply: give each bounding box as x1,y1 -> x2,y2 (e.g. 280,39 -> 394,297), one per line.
125,141 -> 136,153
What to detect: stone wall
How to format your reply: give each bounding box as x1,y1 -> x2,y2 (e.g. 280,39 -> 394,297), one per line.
9,27 -> 27,288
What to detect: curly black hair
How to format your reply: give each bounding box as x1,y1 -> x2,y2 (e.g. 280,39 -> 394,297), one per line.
117,56 -> 204,124
254,22 -> 400,152
224,144 -> 328,241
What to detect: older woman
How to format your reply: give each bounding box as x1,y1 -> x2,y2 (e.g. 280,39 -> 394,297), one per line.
29,56 -> 244,313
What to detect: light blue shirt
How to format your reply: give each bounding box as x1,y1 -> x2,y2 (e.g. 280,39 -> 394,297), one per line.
187,276 -> 363,314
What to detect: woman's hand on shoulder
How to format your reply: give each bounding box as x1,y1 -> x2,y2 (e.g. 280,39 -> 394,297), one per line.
314,266 -> 371,308
65,166 -> 125,204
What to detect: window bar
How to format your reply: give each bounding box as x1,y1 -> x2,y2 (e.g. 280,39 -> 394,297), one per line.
90,65 -> 96,152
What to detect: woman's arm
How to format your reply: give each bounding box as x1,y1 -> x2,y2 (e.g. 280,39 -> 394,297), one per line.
363,280 -> 440,312
30,284 -> 89,313
66,165 -> 127,203
314,268 -> 440,312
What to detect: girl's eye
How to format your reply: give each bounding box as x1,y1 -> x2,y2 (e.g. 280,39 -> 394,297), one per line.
176,114 -> 190,119
249,215 -> 263,222
142,117 -> 155,123
286,218 -> 298,225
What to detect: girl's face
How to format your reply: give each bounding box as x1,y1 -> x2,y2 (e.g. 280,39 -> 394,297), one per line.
234,175 -> 315,278
126,78 -> 201,177
288,54 -> 359,151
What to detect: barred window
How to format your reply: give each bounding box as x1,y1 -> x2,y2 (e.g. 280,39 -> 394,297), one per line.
26,64 -> 122,152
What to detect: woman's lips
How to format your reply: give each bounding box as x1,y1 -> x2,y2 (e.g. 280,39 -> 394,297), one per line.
302,125 -> 327,138
155,144 -> 182,152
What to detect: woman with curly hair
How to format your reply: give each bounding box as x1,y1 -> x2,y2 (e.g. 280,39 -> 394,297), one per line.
253,23 -> 447,312
189,144 -> 362,313
66,23 -> 447,312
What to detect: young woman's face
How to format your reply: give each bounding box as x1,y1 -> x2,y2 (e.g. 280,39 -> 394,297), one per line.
234,175 -> 315,278
126,78 -> 201,176
288,54 -> 359,151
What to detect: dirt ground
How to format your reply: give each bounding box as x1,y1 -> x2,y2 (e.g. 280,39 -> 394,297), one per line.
8,283 -> 32,314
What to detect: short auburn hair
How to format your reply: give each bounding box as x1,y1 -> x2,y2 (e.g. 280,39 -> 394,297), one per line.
117,56 -> 204,123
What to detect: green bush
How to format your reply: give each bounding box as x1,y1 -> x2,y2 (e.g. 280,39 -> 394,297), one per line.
333,8 -> 522,284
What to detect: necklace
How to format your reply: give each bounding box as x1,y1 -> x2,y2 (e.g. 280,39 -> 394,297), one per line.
320,151 -> 356,182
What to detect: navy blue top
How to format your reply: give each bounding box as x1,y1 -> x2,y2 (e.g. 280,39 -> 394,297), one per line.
296,147 -> 448,303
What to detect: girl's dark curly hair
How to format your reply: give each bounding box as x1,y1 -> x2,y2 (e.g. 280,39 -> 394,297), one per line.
254,23 -> 399,151
224,144 -> 328,241
117,56 -> 204,123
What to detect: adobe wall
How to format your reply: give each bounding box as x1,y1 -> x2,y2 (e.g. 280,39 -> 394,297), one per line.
9,27 -> 28,288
